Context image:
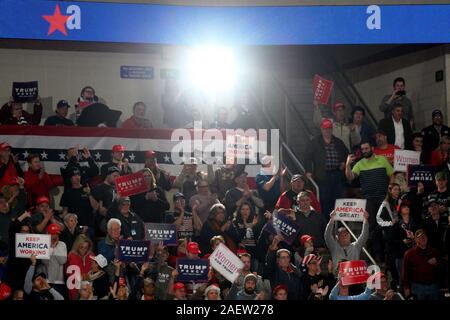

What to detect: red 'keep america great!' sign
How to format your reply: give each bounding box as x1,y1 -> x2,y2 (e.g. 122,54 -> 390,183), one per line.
115,172 -> 149,197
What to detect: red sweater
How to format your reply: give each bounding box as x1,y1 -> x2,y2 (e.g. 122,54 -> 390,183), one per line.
401,245 -> 442,289
121,116 -> 152,129
24,169 -> 55,206
0,159 -> 22,189
430,149 -> 448,166
65,252 -> 95,300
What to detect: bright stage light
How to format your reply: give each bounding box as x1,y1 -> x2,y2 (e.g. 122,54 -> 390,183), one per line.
185,46 -> 237,94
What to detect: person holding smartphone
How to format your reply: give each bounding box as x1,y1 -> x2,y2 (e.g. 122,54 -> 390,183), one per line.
379,77 -> 414,129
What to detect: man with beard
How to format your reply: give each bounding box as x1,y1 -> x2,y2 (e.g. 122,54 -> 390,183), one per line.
421,109 -> 450,156
373,129 -> 399,166
346,141 -> 393,232
227,273 -> 264,300
345,141 -> 393,263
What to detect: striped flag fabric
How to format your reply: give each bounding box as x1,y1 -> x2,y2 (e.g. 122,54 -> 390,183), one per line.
0,125 -> 266,186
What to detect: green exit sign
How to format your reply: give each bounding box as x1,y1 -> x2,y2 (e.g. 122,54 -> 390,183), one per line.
160,69 -> 179,79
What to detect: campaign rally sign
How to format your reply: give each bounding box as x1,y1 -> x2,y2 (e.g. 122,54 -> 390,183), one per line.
393,150 -> 421,172
120,66 -> 154,79
313,74 -> 334,105
334,198 -> 366,222
115,172 -> 149,197
407,165 -> 436,187
145,223 -> 177,246
118,239 -> 149,262
265,210 -> 300,245
12,81 -> 38,103
209,243 -> 243,283
15,233 -> 50,260
339,260 -> 369,286
176,258 -> 209,283
225,134 -> 258,165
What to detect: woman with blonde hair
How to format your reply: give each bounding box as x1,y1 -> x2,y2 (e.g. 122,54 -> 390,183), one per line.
78,281 -> 96,300
65,234 -> 94,299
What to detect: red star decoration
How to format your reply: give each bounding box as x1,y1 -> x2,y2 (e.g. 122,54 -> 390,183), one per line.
42,4 -> 70,36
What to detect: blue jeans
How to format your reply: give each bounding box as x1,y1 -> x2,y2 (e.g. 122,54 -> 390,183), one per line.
318,170 -> 345,220
411,283 -> 440,300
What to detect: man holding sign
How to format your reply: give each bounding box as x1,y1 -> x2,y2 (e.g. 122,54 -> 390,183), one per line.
0,95 -> 42,126
325,210 -> 369,273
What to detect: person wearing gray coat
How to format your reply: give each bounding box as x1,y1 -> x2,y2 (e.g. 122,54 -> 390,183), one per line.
325,210 -> 370,273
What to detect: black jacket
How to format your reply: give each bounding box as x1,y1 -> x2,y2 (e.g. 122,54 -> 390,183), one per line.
304,135 -> 348,183
421,124 -> 450,153
60,156 -> 99,188
378,117 -> 413,150
421,216 -> 448,253
390,219 -> 418,258
0,102 -> 42,125
130,187 -> 170,223
107,209 -> 146,240
264,249 -> 303,300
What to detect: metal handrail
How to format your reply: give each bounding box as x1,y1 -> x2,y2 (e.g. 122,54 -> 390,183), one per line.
331,68 -> 378,129
252,73 -> 320,201
281,141 -> 319,201
270,74 -> 314,140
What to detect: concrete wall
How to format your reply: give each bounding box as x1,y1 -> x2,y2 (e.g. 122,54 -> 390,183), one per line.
0,48 -> 238,127
347,46 -> 447,130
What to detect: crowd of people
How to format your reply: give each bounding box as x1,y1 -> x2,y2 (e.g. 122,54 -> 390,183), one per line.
0,76 -> 449,301
0,82 -> 258,130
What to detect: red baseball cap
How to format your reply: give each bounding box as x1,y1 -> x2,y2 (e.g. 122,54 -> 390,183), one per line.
8,177 -> 20,186
173,282 -> 185,290
300,235 -> 313,246
46,223 -> 61,235
0,142 -> 11,151
236,248 -> 248,255
145,150 -> 156,158
186,242 -> 201,255
36,196 -> 50,205
332,102 -> 345,112
112,144 -> 125,152
0,283 -> 12,301
320,118 -> 333,129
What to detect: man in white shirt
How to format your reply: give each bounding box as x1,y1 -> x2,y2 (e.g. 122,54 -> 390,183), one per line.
377,102 -> 413,150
